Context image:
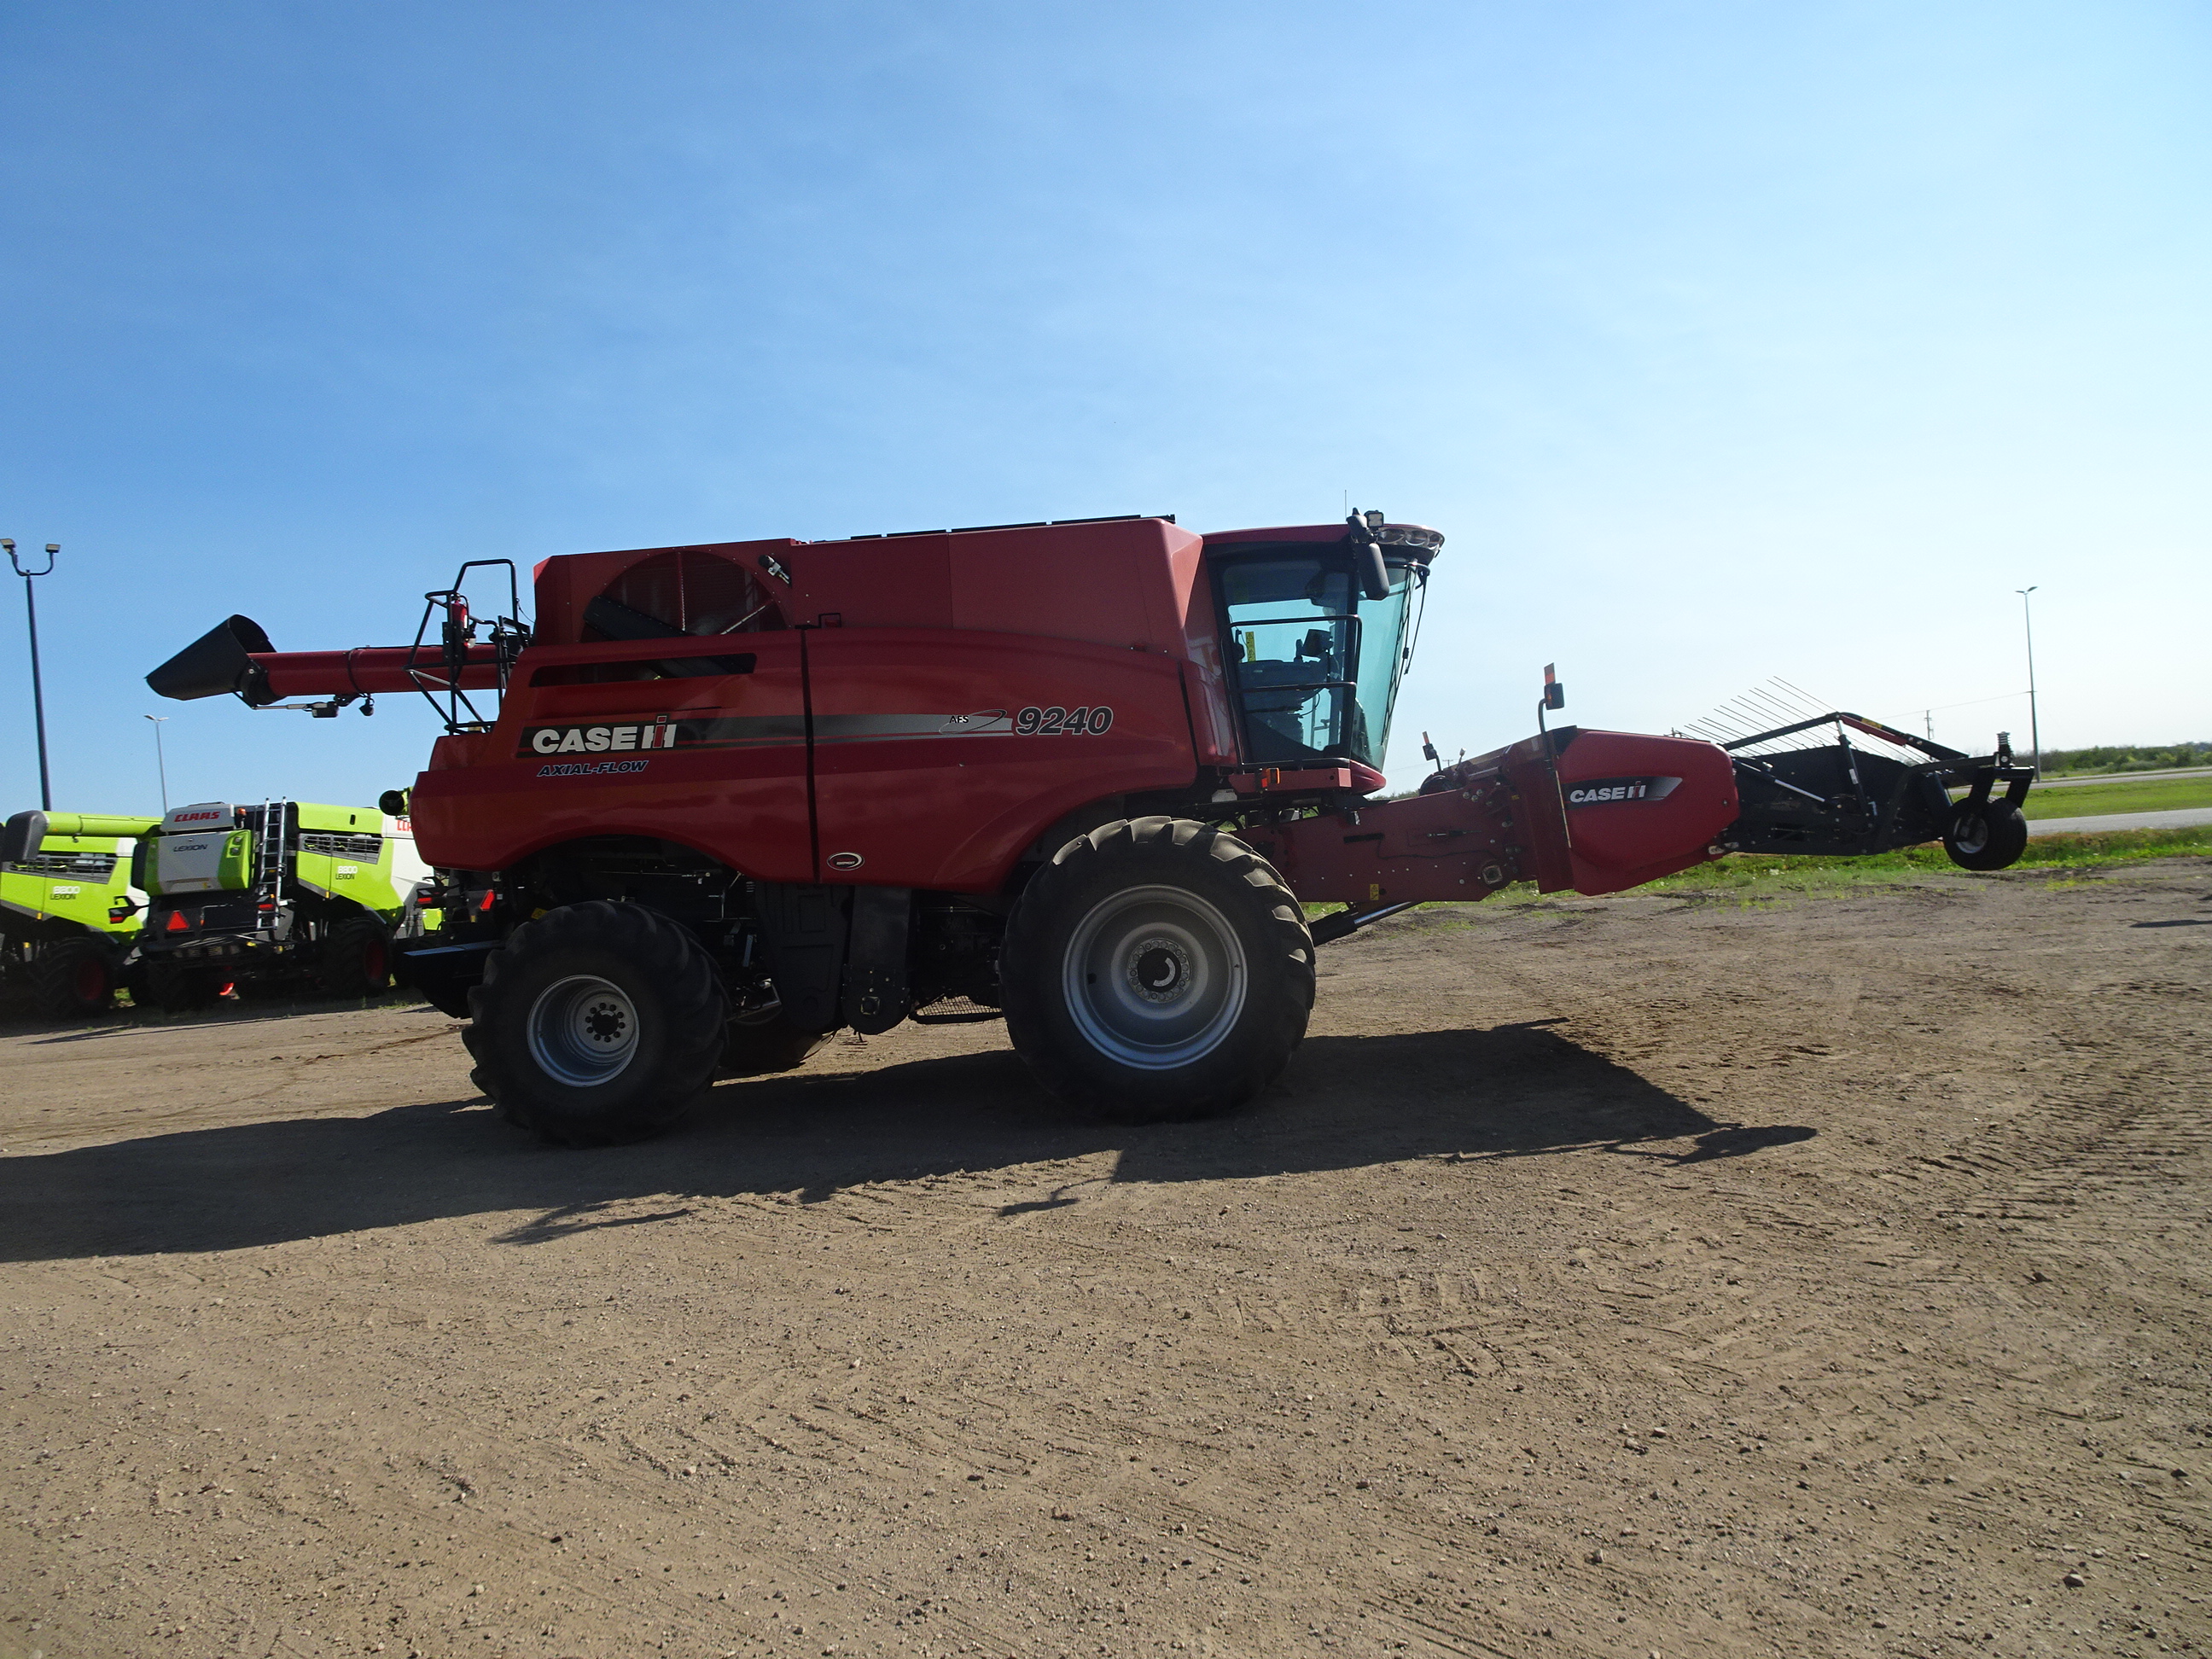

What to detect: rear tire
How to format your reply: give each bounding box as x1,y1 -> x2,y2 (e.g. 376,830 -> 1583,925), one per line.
719,1010 -> 827,1078
1944,800 -> 2029,870
319,915 -> 393,998
1001,817 -> 1314,1123
463,900 -> 727,1147
30,936 -> 117,1020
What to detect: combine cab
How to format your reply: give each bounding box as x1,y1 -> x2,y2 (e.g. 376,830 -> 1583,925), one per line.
128,799 -> 435,1010
0,810 -> 160,1017
148,511 -> 2034,1142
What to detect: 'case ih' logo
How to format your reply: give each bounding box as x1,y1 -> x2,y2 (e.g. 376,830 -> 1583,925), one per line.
1566,775 -> 1683,807
525,724 -> 681,756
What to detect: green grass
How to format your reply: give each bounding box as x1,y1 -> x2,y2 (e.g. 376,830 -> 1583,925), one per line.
1643,822 -> 2210,894
2014,774 -> 2212,819
1301,823 -> 2211,918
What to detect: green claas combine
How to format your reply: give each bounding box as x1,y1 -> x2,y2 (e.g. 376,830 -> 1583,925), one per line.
0,810 -> 160,1017
59,798 -> 434,1011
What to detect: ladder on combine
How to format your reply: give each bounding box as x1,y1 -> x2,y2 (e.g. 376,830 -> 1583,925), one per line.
256,798 -> 289,925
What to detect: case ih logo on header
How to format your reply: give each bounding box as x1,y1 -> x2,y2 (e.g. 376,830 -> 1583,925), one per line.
1566,775 -> 1683,807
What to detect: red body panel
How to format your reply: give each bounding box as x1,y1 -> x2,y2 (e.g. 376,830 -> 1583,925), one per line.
1251,783 -> 1523,906
411,634 -> 817,883
806,631 -> 1196,889
530,518 -> 1213,654
1260,729 -> 1738,904
1549,730 -> 1738,893
255,518 -> 1227,891
408,626 -> 1200,893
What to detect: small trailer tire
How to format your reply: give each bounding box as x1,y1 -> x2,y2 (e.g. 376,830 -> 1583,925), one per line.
1002,817 -> 1314,1123
29,936 -> 118,1020
464,900 -> 727,1147
1943,800 -> 2029,871
319,916 -> 393,998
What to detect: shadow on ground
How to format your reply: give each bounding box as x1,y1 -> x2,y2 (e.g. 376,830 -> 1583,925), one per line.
1,992 -> 436,1040
0,1021 -> 1814,1261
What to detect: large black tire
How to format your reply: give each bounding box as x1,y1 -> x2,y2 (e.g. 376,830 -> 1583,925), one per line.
319,915 -> 393,998
1944,800 -> 2030,871
719,1010 -> 828,1078
463,900 -> 727,1147
1000,817 -> 1315,1123
145,959 -> 220,1013
29,936 -> 118,1020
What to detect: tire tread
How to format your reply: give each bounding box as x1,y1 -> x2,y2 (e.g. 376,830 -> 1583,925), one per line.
465,900 -> 726,1146
29,936 -> 115,1020
1001,817 -> 1313,1122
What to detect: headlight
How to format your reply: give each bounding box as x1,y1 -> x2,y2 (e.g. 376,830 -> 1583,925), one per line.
1376,523 -> 1444,550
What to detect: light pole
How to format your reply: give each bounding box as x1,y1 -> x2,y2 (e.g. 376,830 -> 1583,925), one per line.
3,538 -> 58,811
2015,585 -> 2041,775
145,715 -> 171,813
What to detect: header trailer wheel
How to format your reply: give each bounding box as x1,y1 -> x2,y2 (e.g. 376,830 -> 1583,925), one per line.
1943,800 -> 2029,871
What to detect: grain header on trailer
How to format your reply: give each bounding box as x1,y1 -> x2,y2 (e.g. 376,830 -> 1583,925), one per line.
147,512 -> 2034,1143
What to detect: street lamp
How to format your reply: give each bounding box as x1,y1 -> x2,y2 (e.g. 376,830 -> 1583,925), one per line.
2016,585 -> 2041,776
145,715 -> 171,813
3,538 -> 58,811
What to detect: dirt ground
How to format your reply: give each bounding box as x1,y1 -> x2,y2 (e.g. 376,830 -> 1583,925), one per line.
3,860 -> 2208,1659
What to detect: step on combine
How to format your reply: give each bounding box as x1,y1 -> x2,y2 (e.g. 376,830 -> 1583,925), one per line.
147,513 -> 2034,1143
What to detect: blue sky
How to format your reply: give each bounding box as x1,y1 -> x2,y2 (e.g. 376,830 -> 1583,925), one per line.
3,1 -> 2206,812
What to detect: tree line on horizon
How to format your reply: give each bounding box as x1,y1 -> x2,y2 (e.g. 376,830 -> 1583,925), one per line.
2039,741 -> 2210,775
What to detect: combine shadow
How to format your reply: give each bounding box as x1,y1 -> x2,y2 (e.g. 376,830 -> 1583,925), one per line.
0,1022 -> 1813,1263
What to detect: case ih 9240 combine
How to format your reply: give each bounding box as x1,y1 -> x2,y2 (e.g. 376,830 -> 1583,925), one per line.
146,512 -> 2034,1145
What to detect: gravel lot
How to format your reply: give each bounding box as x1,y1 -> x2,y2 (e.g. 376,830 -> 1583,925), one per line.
3,859 -> 2208,1659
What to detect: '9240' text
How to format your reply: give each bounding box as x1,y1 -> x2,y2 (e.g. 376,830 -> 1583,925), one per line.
1015,705 -> 1114,736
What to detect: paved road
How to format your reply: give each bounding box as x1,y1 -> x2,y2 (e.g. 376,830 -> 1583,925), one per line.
2037,765 -> 2212,789
2029,805 -> 2212,835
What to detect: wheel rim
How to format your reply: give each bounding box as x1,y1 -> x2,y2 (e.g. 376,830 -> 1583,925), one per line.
527,975 -> 641,1087
1953,812 -> 1989,854
364,936 -> 387,982
1062,885 -> 1247,1070
73,957 -> 107,1003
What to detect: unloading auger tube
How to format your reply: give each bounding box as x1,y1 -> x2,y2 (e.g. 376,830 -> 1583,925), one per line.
143,512 -> 2034,1143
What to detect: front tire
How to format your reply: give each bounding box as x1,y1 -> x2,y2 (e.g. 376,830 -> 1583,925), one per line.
30,936 -> 118,1020
463,900 -> 727,1147
1944,800 -> 2029,870
1001,818 -> 1314,1122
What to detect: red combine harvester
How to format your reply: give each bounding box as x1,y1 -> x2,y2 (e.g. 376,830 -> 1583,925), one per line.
148,513 -> 2034,1144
